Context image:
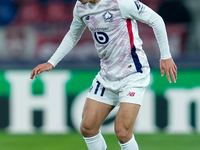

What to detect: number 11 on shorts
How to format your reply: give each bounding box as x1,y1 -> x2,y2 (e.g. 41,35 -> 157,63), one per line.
94,81 -> 105,97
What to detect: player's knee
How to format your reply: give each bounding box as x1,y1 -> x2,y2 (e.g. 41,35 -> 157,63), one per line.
80,123 -> 90,136
80,123 -> 98,137
115,126 -> 132,143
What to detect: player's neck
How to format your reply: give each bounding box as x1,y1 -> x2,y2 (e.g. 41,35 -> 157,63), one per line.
90,0 -> 101,4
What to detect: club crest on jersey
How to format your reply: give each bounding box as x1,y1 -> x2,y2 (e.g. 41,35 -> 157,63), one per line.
103,11 -> 113,22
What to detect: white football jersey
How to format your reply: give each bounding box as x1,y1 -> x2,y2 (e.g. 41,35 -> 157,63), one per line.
48,0 -> 171,81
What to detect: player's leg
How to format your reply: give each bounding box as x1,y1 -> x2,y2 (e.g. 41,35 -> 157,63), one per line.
114,68 -> 150,149
81,98 -> 114,137
81,98 -> 115,150
115,103 -> 140,150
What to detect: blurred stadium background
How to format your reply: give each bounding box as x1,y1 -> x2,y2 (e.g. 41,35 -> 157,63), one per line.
0,0 -> 200,149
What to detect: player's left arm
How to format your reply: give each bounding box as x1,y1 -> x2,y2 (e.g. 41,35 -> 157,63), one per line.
160,58 -> 177,83
118,0 -> 177,83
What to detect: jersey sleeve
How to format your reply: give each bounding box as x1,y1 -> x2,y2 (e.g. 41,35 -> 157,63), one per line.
118,0 -> 171,60
48,3 -> 86,67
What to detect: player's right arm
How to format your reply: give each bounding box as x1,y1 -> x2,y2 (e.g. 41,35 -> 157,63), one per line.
30,3 -> 86,79
47,4 -> 86,67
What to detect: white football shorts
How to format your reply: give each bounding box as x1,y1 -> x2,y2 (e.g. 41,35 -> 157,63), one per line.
87,67 -> 150,106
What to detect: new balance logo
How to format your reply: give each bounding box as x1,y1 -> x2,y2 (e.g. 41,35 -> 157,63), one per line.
127,92 -> 135,97
86,16 -> 90,20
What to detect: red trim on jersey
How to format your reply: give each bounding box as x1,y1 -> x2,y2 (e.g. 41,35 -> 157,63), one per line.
126,19 -> 134,49
126,19 -> 143,73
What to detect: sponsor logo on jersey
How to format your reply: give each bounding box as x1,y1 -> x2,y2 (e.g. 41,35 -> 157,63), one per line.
103,11 -> 113,22
127,91 -> 135,97
94,32 -> 109,44
90,27 -> 109,32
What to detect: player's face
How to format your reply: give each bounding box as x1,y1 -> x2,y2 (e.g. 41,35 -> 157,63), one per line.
78,0 -> 100,4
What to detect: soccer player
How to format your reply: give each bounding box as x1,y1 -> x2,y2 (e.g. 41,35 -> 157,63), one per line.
30,0 -> 177,149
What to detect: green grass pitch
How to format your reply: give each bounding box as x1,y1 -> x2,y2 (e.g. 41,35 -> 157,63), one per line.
0,131 -> 200,150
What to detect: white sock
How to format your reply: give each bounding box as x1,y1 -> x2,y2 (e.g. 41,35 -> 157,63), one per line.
119,134 -> 139,150
84,132 -> 107,150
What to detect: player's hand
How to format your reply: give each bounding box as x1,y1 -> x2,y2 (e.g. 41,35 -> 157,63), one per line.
30,62 -> 54,79
160,58 -> 177,83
